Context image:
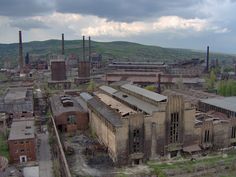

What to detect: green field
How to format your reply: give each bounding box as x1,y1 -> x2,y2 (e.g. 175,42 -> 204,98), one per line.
148,151 -> 236,177
0,40 -> 235,67
0,133 -> 9,159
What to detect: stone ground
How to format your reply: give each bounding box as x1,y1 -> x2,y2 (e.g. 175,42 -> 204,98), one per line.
64,132 -> 151,177
38,126 -> 53,177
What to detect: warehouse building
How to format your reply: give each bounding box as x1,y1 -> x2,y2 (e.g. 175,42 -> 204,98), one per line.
50,95 -> 89,132
199,97 -> 236,117
78,84 -> 198,165
8,119 -> 36,164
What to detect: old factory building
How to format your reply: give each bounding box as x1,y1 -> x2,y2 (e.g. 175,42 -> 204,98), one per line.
74,83 -> 236,165
8,119 -> 36,164
50,94 -> 89,132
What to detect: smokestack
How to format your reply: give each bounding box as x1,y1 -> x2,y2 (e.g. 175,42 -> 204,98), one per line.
83,36 -> 85,61
89,36 -> 91,62
158,74 -> 161,94
206,46 -> 209,72
18,31 -> 23,70
62,33 -> 64,55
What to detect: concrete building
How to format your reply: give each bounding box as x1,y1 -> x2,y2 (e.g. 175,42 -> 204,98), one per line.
104,71 -> 205,88
8,119 -> 36,164
50,95 -> 88,132
0,87 -> 34,118
78,84 -> 198,165
199,97 -> 236,117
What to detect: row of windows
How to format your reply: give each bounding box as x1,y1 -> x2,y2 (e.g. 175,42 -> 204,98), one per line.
15,149 -> 31,153
14,141 -> 30,145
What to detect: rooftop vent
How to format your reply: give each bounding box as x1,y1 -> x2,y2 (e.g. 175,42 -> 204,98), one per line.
60,96 -> 74,107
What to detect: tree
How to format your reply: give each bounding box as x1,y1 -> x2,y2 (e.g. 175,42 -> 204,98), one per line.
87,79 -> 96,92
206,70 -> 217,90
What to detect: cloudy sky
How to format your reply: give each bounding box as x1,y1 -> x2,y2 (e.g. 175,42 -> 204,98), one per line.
0,0 -> 235,53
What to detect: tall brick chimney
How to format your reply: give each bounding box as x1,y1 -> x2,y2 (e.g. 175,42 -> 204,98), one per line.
89,36 -> 91,62
18,31 -> 23,70
206,46 -> 209,72
83,36 -> 85,61
62,33 -> 64,55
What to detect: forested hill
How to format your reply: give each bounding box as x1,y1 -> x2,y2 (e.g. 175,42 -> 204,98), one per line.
0,40 -> 235,66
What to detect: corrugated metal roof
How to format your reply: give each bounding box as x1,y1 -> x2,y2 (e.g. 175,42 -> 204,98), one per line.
200,97 -> 236,113
80,92 -> 93,101
96,93 -> 136,116
121,83 -> 167,102
88,97 -> 123,127
8,120 -> 35,140
113,91 -> 159,115
99,85 -> 118,95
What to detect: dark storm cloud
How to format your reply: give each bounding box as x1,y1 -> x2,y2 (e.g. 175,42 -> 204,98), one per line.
0,0 -> 203,21
0,0 -> 54,17
9,19 -> 50,30
55,0 -> 203,22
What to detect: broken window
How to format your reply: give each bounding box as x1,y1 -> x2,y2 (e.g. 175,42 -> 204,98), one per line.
133,129 -> 141,153
170,112 -> 179,143
231,126 -> 236,139
67,115 -> 76,124
204,130 -> 210,143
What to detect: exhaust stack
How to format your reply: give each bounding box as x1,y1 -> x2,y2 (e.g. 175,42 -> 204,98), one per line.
18,31 -> 23,70
89,36 -> 91,62
206,46 -> 209,72
62,33 -> 64,55
83,36 -> 85,61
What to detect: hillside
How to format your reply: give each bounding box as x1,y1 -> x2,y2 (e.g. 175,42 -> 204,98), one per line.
0,40 -> 235,67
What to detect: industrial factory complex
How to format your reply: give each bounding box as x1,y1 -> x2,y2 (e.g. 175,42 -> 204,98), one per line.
0,30 -> 236,177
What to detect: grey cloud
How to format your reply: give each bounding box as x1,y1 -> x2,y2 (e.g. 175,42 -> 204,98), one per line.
55,0 -> 203,22
0,0 -> 54,17
10,19 -> 50,30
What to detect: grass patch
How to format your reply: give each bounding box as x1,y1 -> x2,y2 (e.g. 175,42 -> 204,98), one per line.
0,133 -> 9,159
148,151 -> 236,176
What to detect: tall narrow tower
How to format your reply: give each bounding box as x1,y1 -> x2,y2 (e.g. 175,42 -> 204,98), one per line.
62,33 -> 64,55
18,31 -> 23,70
206,46 -> 209,72
83,36 -> 85,61
89,36 -> 91,62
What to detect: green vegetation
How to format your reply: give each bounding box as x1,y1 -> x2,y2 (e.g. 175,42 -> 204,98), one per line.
52,159 -> 61,177
0,133 -> 9,159
144,85 -> 157,92
87,79 -> 96,92
0,40 -> 235,67
148,151 -> 236,176
218,79 -> 236,96
206,70 -> 217,90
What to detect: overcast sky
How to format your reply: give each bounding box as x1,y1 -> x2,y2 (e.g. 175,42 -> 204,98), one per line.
0,0 -> 235,53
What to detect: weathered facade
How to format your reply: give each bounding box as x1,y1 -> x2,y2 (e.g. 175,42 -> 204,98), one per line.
77,84 -> 236,165
50,95 -> 89,132
79,84 -> 199,165
8,119 -> 36,164
0,87 -> 34,119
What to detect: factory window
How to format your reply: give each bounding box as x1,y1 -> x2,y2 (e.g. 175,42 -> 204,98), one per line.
231,126 -> 236,138
133,129 -> 141,153
170,112 -> 179,143
204,130 -> 210,143
67,115 -> 76,124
